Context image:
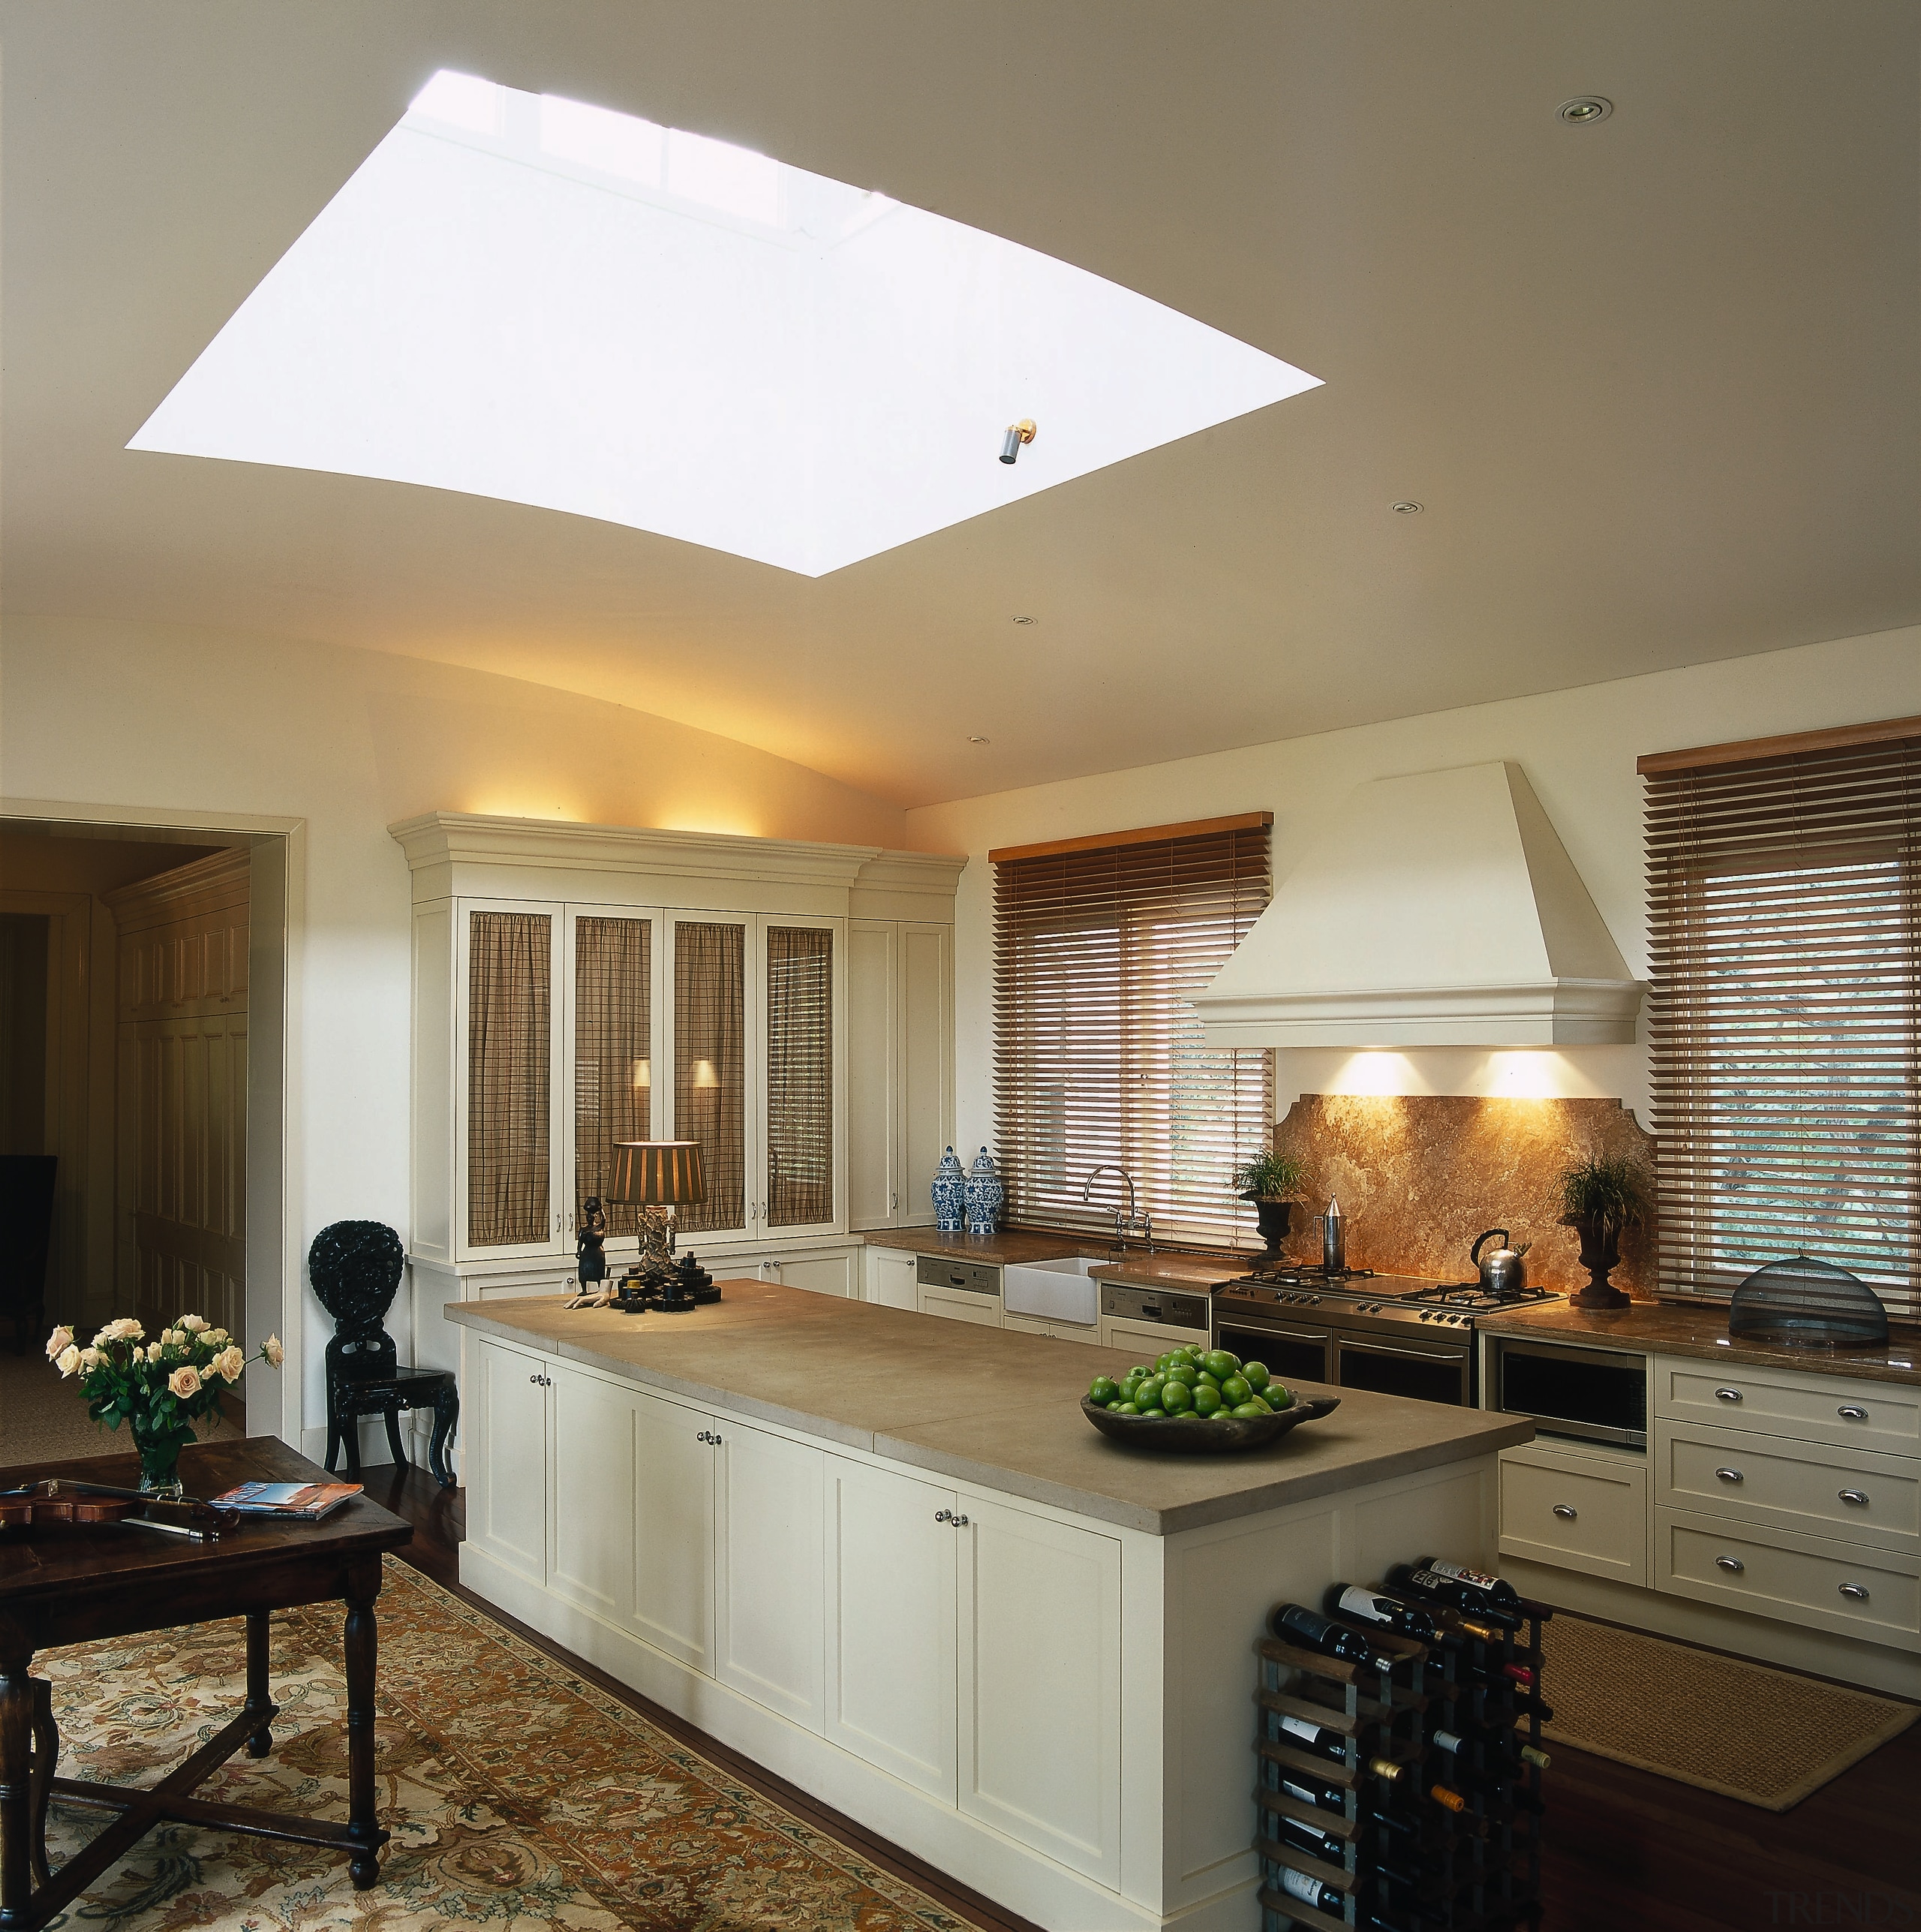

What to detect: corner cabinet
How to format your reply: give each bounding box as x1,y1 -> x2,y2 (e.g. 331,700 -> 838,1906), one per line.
395,817 -> 963,1362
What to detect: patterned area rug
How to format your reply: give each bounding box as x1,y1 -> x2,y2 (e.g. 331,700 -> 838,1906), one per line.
1539,1612 -> 1919,1810
37,1555 -> 976,1930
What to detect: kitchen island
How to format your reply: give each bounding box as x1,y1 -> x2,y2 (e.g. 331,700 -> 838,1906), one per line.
449,1283 -> 1532,1932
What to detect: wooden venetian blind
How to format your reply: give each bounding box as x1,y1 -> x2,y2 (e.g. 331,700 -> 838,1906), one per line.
1643,722 -> 1921,1317
993,815 -> 1273,1249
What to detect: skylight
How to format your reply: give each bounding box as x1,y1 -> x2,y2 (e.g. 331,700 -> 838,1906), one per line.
129,72 -> 1322,576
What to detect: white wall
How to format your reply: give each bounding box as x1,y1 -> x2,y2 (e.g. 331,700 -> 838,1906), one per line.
1,615 -> 908,1452
906,625 -> 1921,1154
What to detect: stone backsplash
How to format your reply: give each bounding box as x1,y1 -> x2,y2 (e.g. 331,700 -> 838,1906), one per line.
1269,1094 -> 1658,1298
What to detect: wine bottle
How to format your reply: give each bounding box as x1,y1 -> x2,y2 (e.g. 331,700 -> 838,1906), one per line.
1366,1754 -> 1408,1785
1408,1555 -> 1523,1614
1273,1864 -> 1345,1913
1378,1588 -> 1505,1645
1274,1811 -> 1351,1864
1272,1602 -> 1399,1672
1431,1725 -> 1551,1774
1326,1582 -> 1445,1644
1384,1561 -> 1525,1632
1272,1768 -> 1350,1814
1275,1711 -> 1350,1764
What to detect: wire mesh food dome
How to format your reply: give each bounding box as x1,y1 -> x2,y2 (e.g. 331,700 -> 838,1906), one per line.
1727,1255 -> 1889,1349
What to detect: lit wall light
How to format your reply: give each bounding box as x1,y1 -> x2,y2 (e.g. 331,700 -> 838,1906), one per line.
691,1058 -> 720,1090
630,1058 -> 651,1091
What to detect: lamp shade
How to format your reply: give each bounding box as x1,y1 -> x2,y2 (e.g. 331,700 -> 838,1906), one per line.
606,1140 -> 708,1207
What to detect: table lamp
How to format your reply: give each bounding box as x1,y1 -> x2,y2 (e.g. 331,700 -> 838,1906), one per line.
606,1139 -> 708,1268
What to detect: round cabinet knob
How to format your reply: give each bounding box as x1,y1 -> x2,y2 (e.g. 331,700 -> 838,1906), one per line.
1715,1467 -> 1744,1484
952,1513 -> 970,1527
1715,1387 -> 1743,1403
1839,1489 -> 1869,1507
1837,1405 -> 1869,1420
934,1509 -> 952,1523
1552,1504 -> 1577,1520
1838,1582 -> 1870,1601
1715,1556 -> 1745,1574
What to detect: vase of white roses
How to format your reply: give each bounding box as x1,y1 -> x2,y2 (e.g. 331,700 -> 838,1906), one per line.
47,1315 -> 285,1499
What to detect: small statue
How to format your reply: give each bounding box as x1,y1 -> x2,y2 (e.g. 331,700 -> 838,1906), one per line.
576,1197 -> 609,1283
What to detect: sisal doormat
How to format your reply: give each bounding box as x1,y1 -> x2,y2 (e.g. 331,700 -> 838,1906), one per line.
35,1554 -> 978,1930
1539,1612 -> 1919,1810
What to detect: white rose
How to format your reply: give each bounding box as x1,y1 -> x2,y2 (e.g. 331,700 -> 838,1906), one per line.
212,1345 -> 245,1383
161,1328 -> 184,1347
45,1326 -> 74,1361
180,1314 -> 210,1333
203,1327 -> 229,1346
99,1317 -> 144,1344
148,1341 -> 166,1362
56,1344 -> 82,1377
263,1334 -> 285,1368
168,1365 -> 202,1399
78,1347 -> 102,1371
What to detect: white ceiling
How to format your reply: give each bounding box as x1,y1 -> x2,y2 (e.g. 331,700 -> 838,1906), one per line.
6,2 -> 1917,809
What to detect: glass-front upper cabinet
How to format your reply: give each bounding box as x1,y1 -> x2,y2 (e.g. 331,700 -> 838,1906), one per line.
764,921 -> 837,1233
569,907 -> 669,1248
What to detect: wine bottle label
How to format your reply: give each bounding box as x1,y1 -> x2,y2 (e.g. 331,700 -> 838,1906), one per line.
1428,1559 -> 1502,1590
1337,1584 -> 1389,1623
1279,1867 -> 1327,1906
1280,1714 -> 1331,1747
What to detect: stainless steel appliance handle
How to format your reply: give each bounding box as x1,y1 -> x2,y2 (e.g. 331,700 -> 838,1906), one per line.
1337,1338 -> 1467,1362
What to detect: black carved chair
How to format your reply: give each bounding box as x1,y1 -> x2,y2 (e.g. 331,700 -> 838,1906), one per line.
311,1220 -> 458,1487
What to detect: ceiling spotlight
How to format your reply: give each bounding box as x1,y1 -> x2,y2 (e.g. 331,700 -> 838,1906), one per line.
1000,419 -> 1037,464
969,736 -> 991,745
1557,96 -> 1612,124
1011,614 -> 1038,625
1393,501 -> 1423,514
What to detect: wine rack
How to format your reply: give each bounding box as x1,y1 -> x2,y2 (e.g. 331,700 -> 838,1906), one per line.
1255,1581 -> 1550,1932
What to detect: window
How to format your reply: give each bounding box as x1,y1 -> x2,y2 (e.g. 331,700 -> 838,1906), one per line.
993,815 -> 1273,1249
1643,720 -> 1920,1318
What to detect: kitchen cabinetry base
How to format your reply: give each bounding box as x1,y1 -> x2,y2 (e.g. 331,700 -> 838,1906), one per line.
458,1539 -> 1228,1932
1493,1554 -> 1921,1699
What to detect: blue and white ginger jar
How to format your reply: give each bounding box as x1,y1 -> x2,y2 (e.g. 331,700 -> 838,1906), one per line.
931,1147 -> 967,1232
965,1146 -> 1004,1236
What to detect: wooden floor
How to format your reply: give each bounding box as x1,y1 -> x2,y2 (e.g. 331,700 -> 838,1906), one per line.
363,1465 -> 1921,1932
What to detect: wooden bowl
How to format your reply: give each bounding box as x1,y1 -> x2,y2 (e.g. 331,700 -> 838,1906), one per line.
1079,1394 -> 1341,1455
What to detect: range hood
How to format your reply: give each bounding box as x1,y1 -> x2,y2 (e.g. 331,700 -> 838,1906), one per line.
1191,761 -> 1643,1049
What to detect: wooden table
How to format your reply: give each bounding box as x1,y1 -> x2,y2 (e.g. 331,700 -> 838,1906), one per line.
0,1437 -> 413,1930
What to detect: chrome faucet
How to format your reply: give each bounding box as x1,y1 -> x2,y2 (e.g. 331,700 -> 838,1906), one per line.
1082,1164 -> 1153,1251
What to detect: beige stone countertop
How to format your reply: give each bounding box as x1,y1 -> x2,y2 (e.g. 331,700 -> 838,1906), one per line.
447,1280 -> 1532,1535
1477,1299 -> 1921,1387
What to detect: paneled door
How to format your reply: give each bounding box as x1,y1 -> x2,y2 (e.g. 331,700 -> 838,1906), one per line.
469,1338 -> 551,1581
957,1499 -> 1123,1886
847,919 -> 948,1232
825,1458 -> 959,1801
457,901 -> 567,1261
631,1388 -> 720,1673
547,1365 -> 639,1625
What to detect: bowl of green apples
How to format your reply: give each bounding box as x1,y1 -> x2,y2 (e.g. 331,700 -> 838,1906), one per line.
1080,1344 -> 1339,1455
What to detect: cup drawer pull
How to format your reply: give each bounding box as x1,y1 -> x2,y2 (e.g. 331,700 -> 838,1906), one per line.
1838,1489 -> 1870,1507
1551,1504 -> 1577,1520
1838,1583 -> 1870,1602
1715,1556 -> 1745,1574
1715,1387 -> 1742,1403
1837,1405 -> 1868,1420
1715,1467 -> 1743,1484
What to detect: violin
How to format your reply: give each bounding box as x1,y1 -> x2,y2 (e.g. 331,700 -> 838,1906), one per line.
0,1479 -> 238,1541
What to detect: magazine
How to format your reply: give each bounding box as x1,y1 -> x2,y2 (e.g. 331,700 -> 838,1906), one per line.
211,1480 -> 362,1520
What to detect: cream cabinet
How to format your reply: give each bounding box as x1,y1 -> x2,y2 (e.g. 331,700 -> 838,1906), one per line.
861,1244 -> 920,1308
1499,1439 -> 1647,1586
1100,1314 -> 1210,1358
847,919 -> 954,1232
467,1335 -> 552,1580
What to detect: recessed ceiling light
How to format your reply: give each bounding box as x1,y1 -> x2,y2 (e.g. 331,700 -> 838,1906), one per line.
1010,614 -> 1038,625
1392,501 -> 1423,515
969,736 -> 991,745
1557,96 -> 1613,125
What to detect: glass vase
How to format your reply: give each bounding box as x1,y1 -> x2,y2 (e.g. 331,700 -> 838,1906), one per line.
132,1419 -> 194,1500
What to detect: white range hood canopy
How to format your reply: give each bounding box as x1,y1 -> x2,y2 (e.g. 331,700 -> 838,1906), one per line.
1191,761 -> 1643,1049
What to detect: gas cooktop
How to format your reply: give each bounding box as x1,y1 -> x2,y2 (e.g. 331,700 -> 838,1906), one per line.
1216,1265 -> 1559,1332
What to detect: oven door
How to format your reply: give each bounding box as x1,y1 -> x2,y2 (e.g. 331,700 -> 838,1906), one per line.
1333,1331 -> 1471,1407
1213,1318 -> 1332,1388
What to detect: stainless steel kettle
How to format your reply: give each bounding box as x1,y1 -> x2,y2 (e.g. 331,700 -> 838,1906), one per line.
1471,1227 -> 1530,1299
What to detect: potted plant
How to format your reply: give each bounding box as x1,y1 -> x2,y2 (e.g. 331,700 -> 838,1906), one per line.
46,1314 -> 285,1497
1556,1154 -> 1642,1310
1232,1151 -> 1309,1258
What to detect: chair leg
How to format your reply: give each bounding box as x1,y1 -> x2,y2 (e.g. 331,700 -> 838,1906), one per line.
428,1386 -> 459,1488
383,1407 -> 407,1470
341,1414 -> 362,1482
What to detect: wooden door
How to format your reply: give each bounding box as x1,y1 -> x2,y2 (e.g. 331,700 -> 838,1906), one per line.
470,1340 -> 550,1580
630,1388 -> 719,1672
957,1498 -> 1123,1886
824,1458 -> 958,1801
548,1365 -> 639,1624
715,1418 -> 826,1731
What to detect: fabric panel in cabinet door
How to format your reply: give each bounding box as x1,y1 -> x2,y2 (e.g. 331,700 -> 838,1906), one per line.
672,917 -> 749,1238
570,911 -> 658,1239
716,1421 -> 828,1731
958,1498 -> 1122,1887
548,1368 -> 638,1626
465,906 -> 561,1255
824,1459 -> 958,1802
631,1390 -> 719,1674
471,1340 -> 549,1581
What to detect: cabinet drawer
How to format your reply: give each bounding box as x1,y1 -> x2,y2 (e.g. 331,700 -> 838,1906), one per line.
1658,1422 -> 1920,1556
1657,1507 -> 1921,1651
1499,1445 -> 1646,1584
1655,1358 -> 1921,1459
920,1285 -> 1001,1326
